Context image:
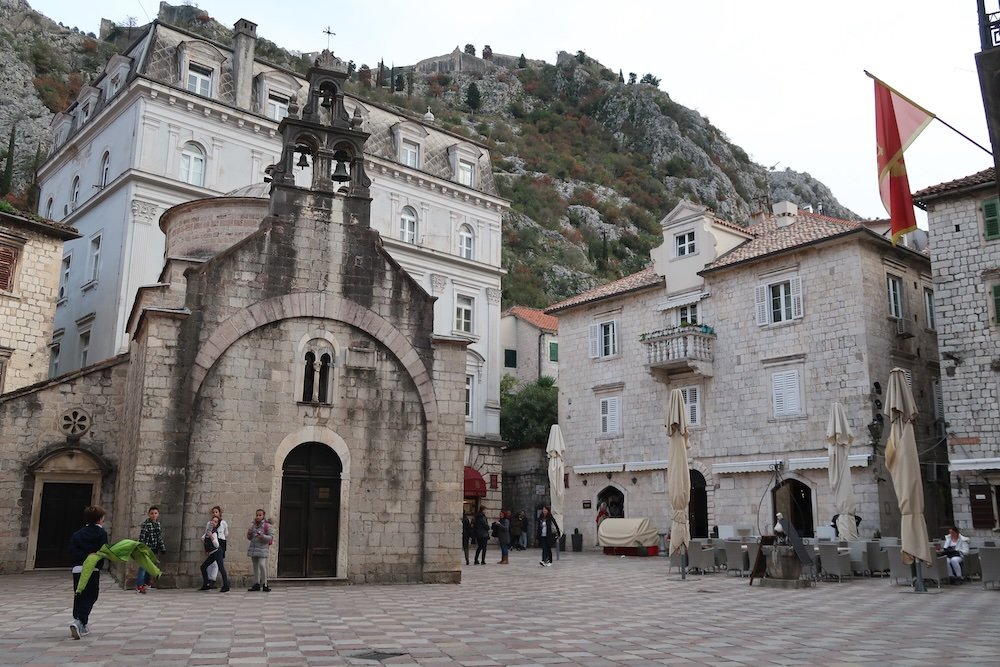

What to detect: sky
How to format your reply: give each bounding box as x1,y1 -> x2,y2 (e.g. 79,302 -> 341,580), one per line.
28,0 -> 997,222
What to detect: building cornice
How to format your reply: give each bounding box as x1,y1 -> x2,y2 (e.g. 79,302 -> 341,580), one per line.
365,156 -> 509,214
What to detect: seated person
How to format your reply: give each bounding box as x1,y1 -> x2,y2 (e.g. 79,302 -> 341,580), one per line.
936,525 -> 971,583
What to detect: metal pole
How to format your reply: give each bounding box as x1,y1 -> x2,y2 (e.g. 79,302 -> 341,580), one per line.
681,545 -> 688,580
914,561 -> 926,593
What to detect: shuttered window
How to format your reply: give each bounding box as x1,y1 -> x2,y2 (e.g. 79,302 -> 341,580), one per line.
984,197 -> 1000,240
588,319 -> 619,358
0,243 -> 18,292
600,396 -> 620,435
755,276 -> 803,325
931,379 -> 944,421
772,369 -> 802,417
993,284 -> 1000,325
969,485 -> 996,529
679,385 -> 701,426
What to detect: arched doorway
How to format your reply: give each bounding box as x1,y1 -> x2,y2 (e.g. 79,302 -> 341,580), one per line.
772,479 -> 814,538
688,470 -> 709,538
278,442 -> 342,577
598,486 -> 625,518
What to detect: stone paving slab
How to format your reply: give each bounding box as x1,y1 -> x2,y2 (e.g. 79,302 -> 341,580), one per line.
2,551 -> 998,666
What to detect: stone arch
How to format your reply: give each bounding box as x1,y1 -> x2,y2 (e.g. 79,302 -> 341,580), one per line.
189,292 -> 438,432
687,458 -> 716,533
771,472 -> 817,538
271,426 -> 351,578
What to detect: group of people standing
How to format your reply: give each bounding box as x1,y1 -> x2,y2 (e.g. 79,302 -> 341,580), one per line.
195,506 -> 274,593
462,507 -> 560,567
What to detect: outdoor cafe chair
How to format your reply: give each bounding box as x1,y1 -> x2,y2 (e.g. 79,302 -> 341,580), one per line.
979,547 -> 1000,589
847,541 -> 868,575
723,540 -> 747,576
866,541 -> 889,576
884,545 -> 912,585
818,542 -> 852,582
688,542 -> 717,574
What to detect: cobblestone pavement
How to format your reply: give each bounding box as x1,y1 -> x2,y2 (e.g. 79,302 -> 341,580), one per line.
2,550 -> 998,666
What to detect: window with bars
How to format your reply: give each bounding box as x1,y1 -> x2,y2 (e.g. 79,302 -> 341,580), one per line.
599,396 -> 620,435
771,369 -> 802,417
755,276 -> 803,325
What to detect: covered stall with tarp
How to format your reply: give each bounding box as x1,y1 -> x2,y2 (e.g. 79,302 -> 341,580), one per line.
598,518 -> 660,556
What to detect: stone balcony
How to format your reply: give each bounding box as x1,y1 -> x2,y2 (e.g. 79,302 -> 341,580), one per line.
640,326 -> 715,377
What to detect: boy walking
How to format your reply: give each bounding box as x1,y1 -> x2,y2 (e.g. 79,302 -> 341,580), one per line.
135,506 -> 166,593
68,505 -> 109,639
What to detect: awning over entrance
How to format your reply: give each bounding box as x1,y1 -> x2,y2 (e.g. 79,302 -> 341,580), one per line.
464,466 -> 487,497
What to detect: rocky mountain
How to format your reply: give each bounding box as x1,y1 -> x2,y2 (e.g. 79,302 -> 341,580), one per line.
0,1 -> 860,309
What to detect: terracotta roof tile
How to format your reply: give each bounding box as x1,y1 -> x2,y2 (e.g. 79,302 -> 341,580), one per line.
507,306 -> 559,332
703,211 -> 861,271
545,267 -> 662,313
913,167 -> 995,202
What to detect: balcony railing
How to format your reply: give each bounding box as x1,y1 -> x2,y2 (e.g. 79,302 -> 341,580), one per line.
640,325 -> 715,375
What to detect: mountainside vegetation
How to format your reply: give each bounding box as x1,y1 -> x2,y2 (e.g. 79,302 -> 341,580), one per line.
0,1 -> 860,309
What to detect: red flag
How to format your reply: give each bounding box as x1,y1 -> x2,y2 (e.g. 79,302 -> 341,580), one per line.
873,75 -> 934,245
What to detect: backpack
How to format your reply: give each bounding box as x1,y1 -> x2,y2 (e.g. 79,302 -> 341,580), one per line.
491,522 -> 499,539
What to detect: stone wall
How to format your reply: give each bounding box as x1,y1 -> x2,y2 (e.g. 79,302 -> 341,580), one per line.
502,443 -> 547,532
927,193 -> 1000,536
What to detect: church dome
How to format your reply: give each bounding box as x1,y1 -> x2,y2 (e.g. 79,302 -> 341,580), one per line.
160,187 -> 269,260
222,182 -> 271,198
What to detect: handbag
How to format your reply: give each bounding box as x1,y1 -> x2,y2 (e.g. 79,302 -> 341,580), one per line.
940,546 -> 960,558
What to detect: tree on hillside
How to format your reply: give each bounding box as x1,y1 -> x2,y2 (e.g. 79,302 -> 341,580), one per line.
500,376 -> 558,447
618,69 -> 624,84
358,64 -> 371,87
628,72 -> 637,85
0,123 -> 16,198
575,50 -> 587,64
466,82 -> 481,112
482,45 -> 493,60
518,53 -> 527,68
464,43 -> 476,55
639,73 -> 661,86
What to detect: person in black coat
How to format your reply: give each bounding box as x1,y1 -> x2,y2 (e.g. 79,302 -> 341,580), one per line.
68,505 -> 109,639
473,508 -> 490,565
536,506 -> 560,566
461,513 -> 474,565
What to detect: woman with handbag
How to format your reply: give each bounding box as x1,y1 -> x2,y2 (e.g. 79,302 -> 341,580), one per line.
936,526 -> 970,584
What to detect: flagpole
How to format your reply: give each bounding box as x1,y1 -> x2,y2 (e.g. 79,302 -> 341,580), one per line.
864,70 -> 993,157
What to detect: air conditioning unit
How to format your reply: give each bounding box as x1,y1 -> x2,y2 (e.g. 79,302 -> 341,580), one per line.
895,317 -> 913,338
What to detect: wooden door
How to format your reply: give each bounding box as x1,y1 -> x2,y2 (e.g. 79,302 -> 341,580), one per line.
277,442 -> 341,577
35,482 -> 93,568
688,470 -> 709,538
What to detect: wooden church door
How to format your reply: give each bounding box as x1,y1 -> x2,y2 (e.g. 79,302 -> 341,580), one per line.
278,442 -> 342,577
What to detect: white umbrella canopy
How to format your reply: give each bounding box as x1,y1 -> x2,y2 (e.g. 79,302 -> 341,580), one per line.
884,368 -> 932,565
827,401 -> 859,541
546,424 -> 566,533
667,389 -> 691,557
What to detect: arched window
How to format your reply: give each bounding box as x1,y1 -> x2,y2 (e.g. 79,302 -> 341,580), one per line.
400,206 -> 418,244
99,152 -> 111,188
45,197 -> 53,219
299,339 -> 336,405
71,176 -> 80,208
180,142 -> 206,186
302,351 -> 315,402
458,224 -> 475,260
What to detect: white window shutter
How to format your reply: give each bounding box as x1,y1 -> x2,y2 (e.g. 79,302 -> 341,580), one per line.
684,386 -> 699,425
754,285 -> 768,325
786,370 -> 801,414
608,396 -> 620,434
772,370 -> 800,417
790,276 -> 804,319
903,369 -> 912,388
588,324 -> 600,358
610,319 -> 620,355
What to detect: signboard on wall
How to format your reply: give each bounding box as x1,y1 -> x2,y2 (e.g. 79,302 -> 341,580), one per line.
582,500 -> 592,509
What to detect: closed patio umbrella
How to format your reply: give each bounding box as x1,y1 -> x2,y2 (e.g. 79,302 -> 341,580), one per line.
667,389 -> 691,568
546,424 -> 566,553
884,368 -> 932,571
827,401 -> 859,541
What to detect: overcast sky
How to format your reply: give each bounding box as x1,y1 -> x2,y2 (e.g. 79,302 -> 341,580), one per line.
29,0 -> 997,221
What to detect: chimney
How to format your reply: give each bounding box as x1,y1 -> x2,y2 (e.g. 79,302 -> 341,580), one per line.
232,19 -> 258,110
772,200 -> 798,228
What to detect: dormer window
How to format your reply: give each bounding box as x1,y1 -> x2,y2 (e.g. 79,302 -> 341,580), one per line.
457,160 -> 475,187
81,104 -> 91,123
187,63 -> 213,97
266,93 -> 289,121
402,140 -> 420,168
108,75 -> 120,96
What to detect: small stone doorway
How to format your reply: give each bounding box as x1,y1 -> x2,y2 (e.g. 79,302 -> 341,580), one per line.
688,470 -> 709,538
598,486 -> 625,518
35,482 -> 93,568
278,442 -> 342,578
772,478 -> 814,538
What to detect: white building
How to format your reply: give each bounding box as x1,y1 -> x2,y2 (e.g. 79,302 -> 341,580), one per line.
547,201 -> 946,545
37,18 -> 507,502
916,168 -> 1000,537
499,306 -> 559,386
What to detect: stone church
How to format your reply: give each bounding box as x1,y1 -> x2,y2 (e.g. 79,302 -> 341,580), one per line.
0,53 -> 467,585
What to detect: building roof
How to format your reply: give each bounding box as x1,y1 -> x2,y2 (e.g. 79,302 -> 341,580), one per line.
506,306 -> 559,333
545,267 -> 663,314
0,210 -> 80,240
702,211 -> 862,272
913,167 -> 996,203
